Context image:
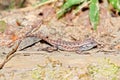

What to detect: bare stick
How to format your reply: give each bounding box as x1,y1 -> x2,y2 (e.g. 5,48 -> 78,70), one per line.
0,41 -> 21,69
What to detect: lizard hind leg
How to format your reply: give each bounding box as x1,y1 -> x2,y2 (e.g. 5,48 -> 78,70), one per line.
42,46 -> 58,52
76,50 -> 82,54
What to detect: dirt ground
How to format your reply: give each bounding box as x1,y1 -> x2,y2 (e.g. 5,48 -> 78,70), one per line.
0,1 -> 120,80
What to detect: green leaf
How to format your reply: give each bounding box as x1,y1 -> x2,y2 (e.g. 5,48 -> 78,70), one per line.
0,20 -> 7,33
89,0 -> 99,30
40,0 -> 48,3
109,0 -> 120,12
33,0 -> 48,7
73,1 -> 90,14
57,0 -> 84,18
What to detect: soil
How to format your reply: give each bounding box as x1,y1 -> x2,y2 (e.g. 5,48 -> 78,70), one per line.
0,1 -> 120,80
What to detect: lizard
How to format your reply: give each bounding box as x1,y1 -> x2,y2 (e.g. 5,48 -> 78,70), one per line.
26,32 -> 98,54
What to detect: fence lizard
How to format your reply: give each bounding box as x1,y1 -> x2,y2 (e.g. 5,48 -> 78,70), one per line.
27,32 -> 98,54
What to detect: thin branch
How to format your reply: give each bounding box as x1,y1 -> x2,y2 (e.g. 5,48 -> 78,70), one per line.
0,40 -> 21,69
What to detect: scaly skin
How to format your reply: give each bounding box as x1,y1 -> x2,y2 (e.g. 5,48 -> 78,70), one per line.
27,33 -> 98,53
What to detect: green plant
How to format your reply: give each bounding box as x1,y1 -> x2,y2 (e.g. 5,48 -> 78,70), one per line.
8,0 -> 16,9
57,0 -> 85,19
0,20 -> 7,33
89,0 -> 99,30
57,0 -> 120,30
6,0 -> 26,10
88,58 -> 120,80
31,57 -> 88,80
40,0 -> 49,3
109,0 -> 120,12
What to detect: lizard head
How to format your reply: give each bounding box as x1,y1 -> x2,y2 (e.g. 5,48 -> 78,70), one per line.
79,38 -> 98,51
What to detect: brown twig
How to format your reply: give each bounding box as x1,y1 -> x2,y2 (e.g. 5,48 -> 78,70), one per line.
0,40 -> 21,69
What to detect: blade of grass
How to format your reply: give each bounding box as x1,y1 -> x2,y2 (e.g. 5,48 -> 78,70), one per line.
33,0 -> 56,9
89,0 -> 99,30
57,0 -> 85,19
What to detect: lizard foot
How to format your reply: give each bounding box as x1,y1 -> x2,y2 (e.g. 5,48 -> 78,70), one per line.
76,50 -> 82,54
42,46 -> 58,52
